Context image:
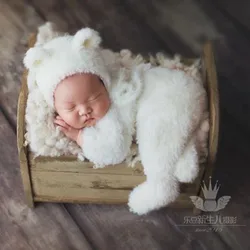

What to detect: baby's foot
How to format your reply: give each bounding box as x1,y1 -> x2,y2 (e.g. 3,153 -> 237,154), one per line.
128,180 -> 179,215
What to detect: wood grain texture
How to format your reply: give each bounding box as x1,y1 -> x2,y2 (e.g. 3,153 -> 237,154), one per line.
1,4 -> 93,248
0,0 -> 44,129
124,0 -> 221,57
28,0 -> 170,55
125,0 -> 250,134
18,29 -> 208,208
30,168 -> 202,207
16,32 -> 41,208
0,110 -> 93,250
203,41 -> 219,167
17,69 -> 34,208
195,0 -> 250,134
206,111 -> 250,250
192,41 -> 219,214
29,153 -> 144,175
2,0 -> 250,249
28,150 -> 203,206
65,203 -> 230,250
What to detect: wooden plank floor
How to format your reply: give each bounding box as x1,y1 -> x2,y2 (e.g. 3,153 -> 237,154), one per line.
0,0 -> 250,249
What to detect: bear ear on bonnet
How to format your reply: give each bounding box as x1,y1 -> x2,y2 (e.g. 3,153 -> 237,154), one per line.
72,27 -> 101,51
23,46 -> 52,70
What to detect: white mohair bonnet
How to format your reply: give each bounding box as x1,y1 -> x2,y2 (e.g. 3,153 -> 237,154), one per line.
23,27 -> 110,108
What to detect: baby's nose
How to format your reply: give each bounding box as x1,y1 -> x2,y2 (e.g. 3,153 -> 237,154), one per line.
79,106 -> 91,116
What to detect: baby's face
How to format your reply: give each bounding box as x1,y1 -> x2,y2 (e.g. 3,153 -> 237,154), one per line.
54,73 -> 110,129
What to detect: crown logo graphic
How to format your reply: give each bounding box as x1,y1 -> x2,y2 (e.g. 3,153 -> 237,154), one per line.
190,176 -> 231,212
201,176 -> 220,200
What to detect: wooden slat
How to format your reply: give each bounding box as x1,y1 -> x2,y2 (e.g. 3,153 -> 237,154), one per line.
30,167 -> 203,205
29,150 -> 204,205
193,41 -> 220,215
31,171 -> 145,202
29,152 -> 144,176
17,69 -> 34,208
16,29 -> 43,208
0,110 -> 93,250
202,41 -> 219,167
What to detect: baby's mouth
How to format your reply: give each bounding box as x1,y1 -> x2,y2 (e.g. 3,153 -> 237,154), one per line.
85,117 -> 94,123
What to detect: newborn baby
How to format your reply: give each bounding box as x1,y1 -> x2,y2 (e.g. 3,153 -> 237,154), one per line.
53,73 -> 110,146
52,69 -> 134,167
23,26 -> 206,215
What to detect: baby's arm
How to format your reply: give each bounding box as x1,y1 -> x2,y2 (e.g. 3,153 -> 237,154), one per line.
54,116 -> 82,146
79,105 -> 132,167
54,105 -> 132,167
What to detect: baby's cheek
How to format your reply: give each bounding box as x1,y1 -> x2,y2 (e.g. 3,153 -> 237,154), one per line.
103,97 -> 111,113
96,101 -> 108,116
61,112 -> 76,125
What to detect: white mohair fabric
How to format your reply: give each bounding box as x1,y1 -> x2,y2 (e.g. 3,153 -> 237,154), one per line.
23,22 -> 209,214
23,22 -> 145,163
24,26 -> 110,108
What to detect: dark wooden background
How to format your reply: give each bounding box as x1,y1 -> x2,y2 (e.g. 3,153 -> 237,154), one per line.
0,0 -> 250,249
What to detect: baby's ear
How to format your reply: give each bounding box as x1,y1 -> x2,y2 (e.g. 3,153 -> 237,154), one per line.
23,46 -> 52,70
72,28 -> 101,50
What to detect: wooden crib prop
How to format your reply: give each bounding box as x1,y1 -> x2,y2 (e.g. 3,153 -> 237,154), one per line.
17,33 -> 219,213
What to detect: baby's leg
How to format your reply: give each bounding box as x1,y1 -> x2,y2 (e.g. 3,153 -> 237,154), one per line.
128,68 -> 204,215
174,115 -> 209,182
128,113 -> 184,215
174,137 -> 199,183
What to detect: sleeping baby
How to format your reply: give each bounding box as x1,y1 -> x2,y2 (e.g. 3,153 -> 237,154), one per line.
53,73 -> 110,147
23,25 -> 207,215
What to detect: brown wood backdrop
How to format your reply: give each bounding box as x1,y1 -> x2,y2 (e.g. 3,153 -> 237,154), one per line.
0,0 -> 250,249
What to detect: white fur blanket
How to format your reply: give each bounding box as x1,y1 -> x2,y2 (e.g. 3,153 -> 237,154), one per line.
24,23 -> 209,166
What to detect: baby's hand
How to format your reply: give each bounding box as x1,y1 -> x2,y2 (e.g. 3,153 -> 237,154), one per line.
54,116 -> 82,145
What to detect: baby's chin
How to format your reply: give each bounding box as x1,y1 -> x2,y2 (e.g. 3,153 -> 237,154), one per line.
71,124 -> 85,129
65,120 -> 85,129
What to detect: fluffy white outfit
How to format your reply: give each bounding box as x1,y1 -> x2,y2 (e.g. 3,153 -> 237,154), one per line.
23,22 -> 209,215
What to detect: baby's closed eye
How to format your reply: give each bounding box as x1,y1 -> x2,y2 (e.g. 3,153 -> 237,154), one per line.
65,105 -> 75,111
89,93 -> 102,102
